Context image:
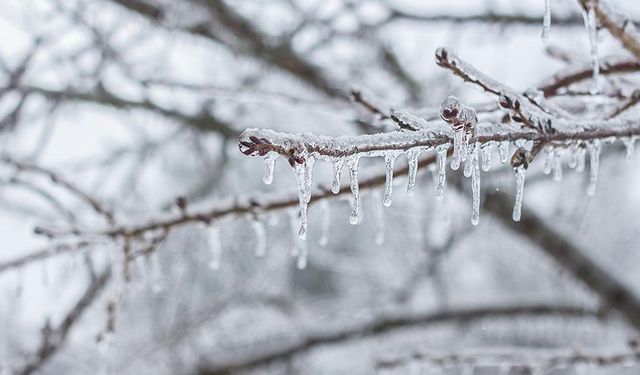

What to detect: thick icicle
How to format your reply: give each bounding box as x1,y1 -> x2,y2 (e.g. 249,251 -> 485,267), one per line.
208,225 -> 222,270
498,141 -> 509,164
576,146 -> 587,172
318,200 -> 330,247
262,153 -> 278,185
568,144 -> 579,168
435,144 -> 448,200
463,144 -> 474,178
480,142 -> 492,172
251,218 -> 267,256
451,129 -> 464,170
294,157 -> 315,239
383,152 -> 400,207
623,137 -> 636,160
513,166 -> 527,222
553,151 -> 563,181
587,140 -> 601,196
347,155 -> 361,225
373,191 -> 385,245
406,148 -> 422,195
542,0 -> 551,42
543,148 -> 553,174
583,1 -> 600,92
470,144 -> 481,225
331,159 -> 343,194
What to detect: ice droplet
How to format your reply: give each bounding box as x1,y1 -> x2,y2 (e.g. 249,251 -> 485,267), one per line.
513,166 -> 527,222
587,140 -> 601,196
406,148 -> 422,195
498,141 -> 510,164
481,142 -> 492,172
208,225 -> 222,270
383,152 -> 401,207
262,153 -> 278,185
347,155 -> 361,225
553,150 -> 563,181
470,144 -> 481,225
251,218 -> 267,256
435,144 -> 448,200
542,0 -> 551,42
451,129 -> 464,170
331,159 -> 343,194
318,200 -> 330,247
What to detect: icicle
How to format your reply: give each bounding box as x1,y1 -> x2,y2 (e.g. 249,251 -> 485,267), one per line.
552,150 -> 563,181
568,144 -> 579,168
587,140 -> 601,196
480,142 -> 492,172
406,148 -> 422,195
435,144 -> 448,200
331,159 -> 343,194
296,239 -> 308,270
318,200 -> 330,247
451,129 -> 464,170
251,218 -> 267,256
383,152 -> 400,207
498,141 -> 509,164
583,0 -> 600,93
347,155 -> 361,225
542,0 -> 551,42
262,153 -> 278,185
576,146 -> 587,172
513,166 -> 527,222
207,225 -> 222,270
373,191 -> 385,245
543,148 -> 553,174
623,137 -> 636,160
470,144 -> 481,225
294,157 -> 315,239
463,144 -> 474,178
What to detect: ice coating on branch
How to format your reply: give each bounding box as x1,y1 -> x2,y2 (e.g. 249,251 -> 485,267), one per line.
513,166 -> 527,222
251,218 -> 267,257
293,157 -> 315,239
542,0 -> 551,42
470,144 -> 481,225
553,150 -> 563,181
498,141 -> 509,164
435,144 -> 448,200
347,155 -> 361,225
383,152 -> 400,207
318,200 -> 330,247
623,136 -> 636,160
331,159 -> 344,194
481,142 -> 492,172
583,1 -> 600,93
208,225 -> 222,270
262,153 -> 278,185
406,148 -> 423,195
587,140 -> 601,196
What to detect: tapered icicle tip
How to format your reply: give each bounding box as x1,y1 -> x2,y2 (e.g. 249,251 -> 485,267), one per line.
406,148 -> 421,196
435,145 -> 448,200
347,156 -> 361,225
470,144 -> 480,225
383,152 -> 399,207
